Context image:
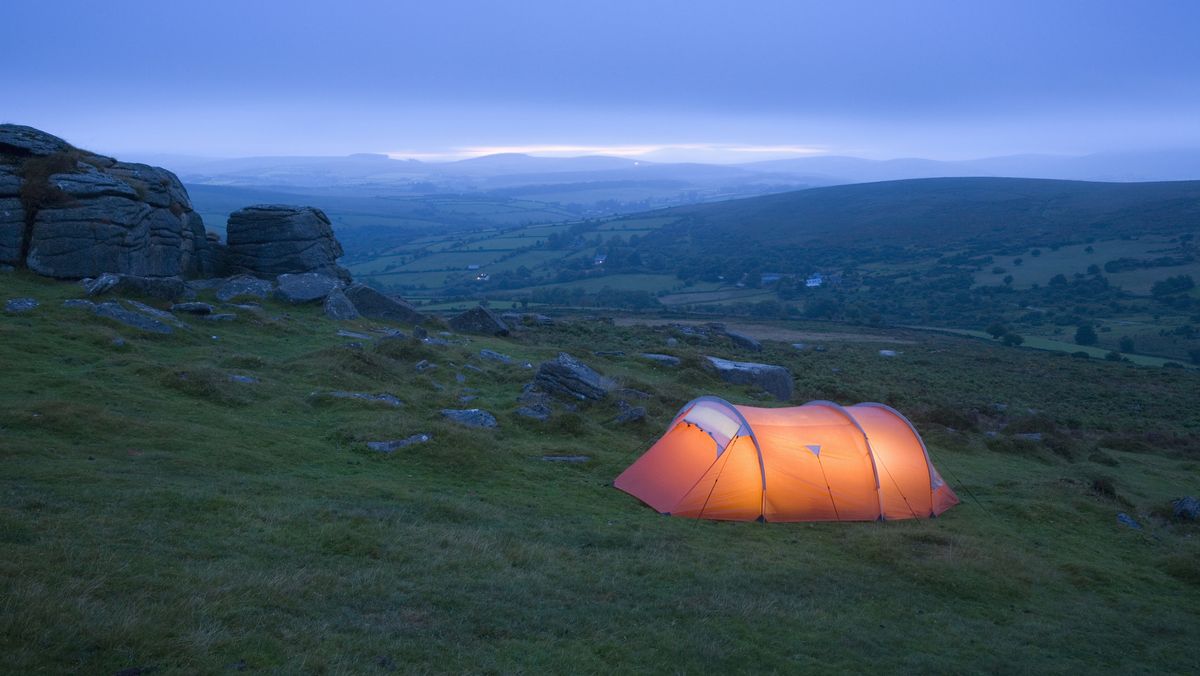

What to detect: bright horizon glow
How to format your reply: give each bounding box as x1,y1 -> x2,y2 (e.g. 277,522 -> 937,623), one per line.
384,143 -> 830,163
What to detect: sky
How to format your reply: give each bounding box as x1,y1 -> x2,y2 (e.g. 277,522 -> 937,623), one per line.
3,0 -> 1199,163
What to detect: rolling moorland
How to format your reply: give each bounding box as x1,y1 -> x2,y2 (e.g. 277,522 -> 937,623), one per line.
1,269 -> 1199,673
326,178 -> 1200,364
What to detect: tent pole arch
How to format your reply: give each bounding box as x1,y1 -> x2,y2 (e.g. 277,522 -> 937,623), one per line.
854,402 -> 939,509
670,395 -> 769,518
804,400 -> 886,520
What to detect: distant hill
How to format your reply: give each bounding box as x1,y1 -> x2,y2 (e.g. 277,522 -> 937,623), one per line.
651,177 -> 1200,248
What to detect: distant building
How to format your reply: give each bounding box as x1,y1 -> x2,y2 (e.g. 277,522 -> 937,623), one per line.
475,272 -> 490,281
760,272 -> 785,285
593,253 -> 608,266
467,264 -> 481,270
806,273 -> 824,288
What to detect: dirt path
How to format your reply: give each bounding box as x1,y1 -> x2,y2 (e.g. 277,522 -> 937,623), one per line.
612,318 -> 918,344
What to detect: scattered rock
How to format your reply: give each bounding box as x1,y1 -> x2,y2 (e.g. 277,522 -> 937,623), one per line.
612,406 -> 646,424
62,298 -> 95,310
613,387 -> 651,400
541,455 -> 589,463
337,329 -> 372,340
82,273 -> 186,300
441,408 -> 499,428
459,394 -> 478,404
705,356 -> 793,401
593,350 -> 625,357
479,348 -> 513,364
665,337 -> 679,347
516,404 -> 552,421
93,301 -> 175,334
533,353 -> 613,401
1116,512 -> 1141,530
4,297 -> 38,314
879,349 -> 898,357
171,302 -> 214,315
275,272 -> 342,304
323,287 -> 360,320
415,359 -> 437,372
216,275 -> 273,302
1172,496 -> 1199,521
1013,432 -> 1043,442
639,353 -> 680,367
228,374 -> 258,384
225,205 -> 350,280
412,326 -> 428,340
204,313 -> 237,321
314,391 -> 403,407
792,343 -> 808,351
367,434 -> 431,453
343,284 -> 424,324
726,330 -> 762,351
111,337 -> 126,348
448,306 -> 509,336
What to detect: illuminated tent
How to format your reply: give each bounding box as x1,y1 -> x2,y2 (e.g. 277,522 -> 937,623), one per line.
615,396 -> 958,522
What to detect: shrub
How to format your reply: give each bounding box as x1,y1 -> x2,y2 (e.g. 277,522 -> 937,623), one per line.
1074,324 -> 1098,346
1001,332 -> 1024,346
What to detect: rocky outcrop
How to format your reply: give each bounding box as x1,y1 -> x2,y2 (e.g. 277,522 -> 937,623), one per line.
83,272 -> 187,301
225,205 -> 349,281
343,284 -> 424,324
705,356 -> 793,401
441,408 -> 499,428
448,306 -> 509,336
323,288 -> 359,320
0,124 -> 216,279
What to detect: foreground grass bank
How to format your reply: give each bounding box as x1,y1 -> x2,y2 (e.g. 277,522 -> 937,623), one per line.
1,271 -> 1198,674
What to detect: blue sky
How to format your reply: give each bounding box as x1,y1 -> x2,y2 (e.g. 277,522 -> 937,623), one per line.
4,0 -> 1199,162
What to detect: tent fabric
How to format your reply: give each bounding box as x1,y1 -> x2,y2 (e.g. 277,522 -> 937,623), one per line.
614,396 -> 958,522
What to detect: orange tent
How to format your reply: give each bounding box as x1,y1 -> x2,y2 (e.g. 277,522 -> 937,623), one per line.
615,396 -> 958,522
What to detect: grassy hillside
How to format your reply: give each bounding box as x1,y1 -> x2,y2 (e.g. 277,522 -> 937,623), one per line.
655,177 -> 1200,247
2,270 -> 1199,673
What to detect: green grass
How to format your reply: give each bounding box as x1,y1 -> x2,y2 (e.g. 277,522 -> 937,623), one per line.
2,270 -> 1199,673
914,326 -> 1193,368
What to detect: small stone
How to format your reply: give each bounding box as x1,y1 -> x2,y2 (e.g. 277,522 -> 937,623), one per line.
441,408 -> 499,428
459,395 -> 478,404
448,306 -> 509,336
1013,432 -> 1043,442
726,330 -> 762,351
415,359 -> 437,372
93,301 -> 174,334
665,337 -> 679,347
541,455 -> 590,463
315,391 -> 403,407
792,342 -> 808,351
4,297 -> 38,314
612,406 -> 646,424
204,313 -> 237,321
879,349 -> 898,357
337,329 -> 372,340
228,374 -> 259,384
62,299 -> 95,310
367,434 -> 431,453
1116,512 -> 1141,530
593,350 -> 625,357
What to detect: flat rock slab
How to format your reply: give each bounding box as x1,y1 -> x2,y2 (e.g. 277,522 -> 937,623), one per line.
336,329 -> 372,340
216,275 -> 274,302
315,391 -> 403,407
93,301 -> 175,334
171,302 -> 214,315
367,434 -> 431,453
441,408 -> 499,428
62,299 -> 95,310
639,353 -> 681,366
706,355 -> 793,401
324,287 -> 360,320
516,404 -> 552,421
83,273 -> 186,301
4,297 -> 38,314
275,272 -> 342,304
228,374 -> 259,384
726,330 -> 762,351
479,348 -> 513,364
541,455 -> 590,463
